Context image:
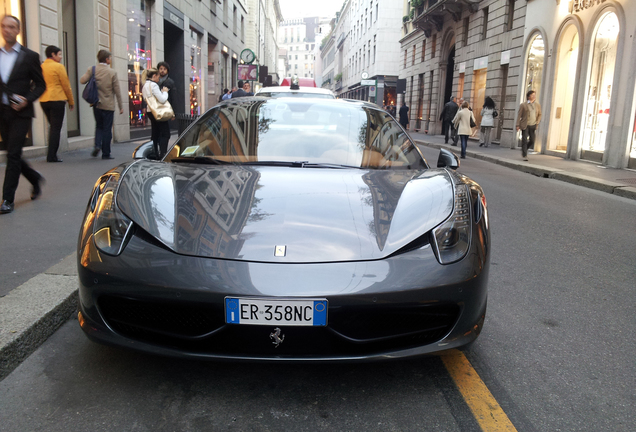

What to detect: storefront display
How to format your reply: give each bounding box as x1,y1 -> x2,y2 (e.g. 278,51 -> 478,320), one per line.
127,0 -> 151,128
581,12 -> 619,158
525,35 -> 544,102
189,30 -> 203,116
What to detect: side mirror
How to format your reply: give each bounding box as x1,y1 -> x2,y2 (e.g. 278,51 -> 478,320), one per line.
132,141 -> 157,160
437,148 -> 460,170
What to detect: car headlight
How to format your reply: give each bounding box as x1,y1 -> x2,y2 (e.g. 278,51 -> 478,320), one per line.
92,174 -> 133,256
431,184 -> 471,264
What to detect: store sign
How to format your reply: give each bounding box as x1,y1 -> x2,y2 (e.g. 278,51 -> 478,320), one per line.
501,50 -> 511,65
570,0 -> 606,13
458,62 -> 466,73
473,56 -> 489,71
361,79 -> 375,86
170,13 -> 179,25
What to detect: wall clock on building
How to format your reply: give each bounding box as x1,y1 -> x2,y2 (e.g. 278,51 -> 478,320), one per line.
361,72 -> 369,79
240,49 -> 256,64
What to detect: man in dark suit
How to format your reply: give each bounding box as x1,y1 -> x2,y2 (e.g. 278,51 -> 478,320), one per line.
439,96 -> 459,144
398,102 -> 409,129
231,80 -> 249,98
157,61 -> 177,131
0,15 -> 46,214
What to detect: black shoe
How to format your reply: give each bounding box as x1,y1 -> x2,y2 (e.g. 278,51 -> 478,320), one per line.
91,148 -> 100,157
47,158 -> 63,162
31,174 -> 45,200
451,143 -> 458,147
0,200 -> 14,214
102,156 -> 115,160
479,143 -> 484,147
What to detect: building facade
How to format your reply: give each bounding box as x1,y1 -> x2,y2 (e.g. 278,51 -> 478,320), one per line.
278,18 -> 319,81
330,0 -> 403,107
521,0 -> 636,169
244,0 -> 283,89
399,0 -> 526,144
0,0 -> 256,154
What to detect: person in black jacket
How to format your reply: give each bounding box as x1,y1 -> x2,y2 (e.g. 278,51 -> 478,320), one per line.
0,15 -> 47,214
232,80 -> 250,98
439,96 -> 459,144
157,61 -> 177,130
398,102 -> 409,129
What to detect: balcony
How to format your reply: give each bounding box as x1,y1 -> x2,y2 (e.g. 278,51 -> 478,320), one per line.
412,0 -> 479,37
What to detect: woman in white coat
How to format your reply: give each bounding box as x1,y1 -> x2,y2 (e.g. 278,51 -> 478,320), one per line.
479,96 -> 496,147
142,68 -> 171,158
452,101 -> 476,159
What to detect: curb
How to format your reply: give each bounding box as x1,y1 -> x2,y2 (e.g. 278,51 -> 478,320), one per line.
0,254 -> 77,381
415,140 -> 636,201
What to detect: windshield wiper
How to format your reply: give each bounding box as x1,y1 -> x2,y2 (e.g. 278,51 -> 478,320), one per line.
171,156 -> 233,165
243,161 -> 359,169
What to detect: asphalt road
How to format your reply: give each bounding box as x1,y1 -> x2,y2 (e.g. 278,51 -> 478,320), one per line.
1,144 -> 635,431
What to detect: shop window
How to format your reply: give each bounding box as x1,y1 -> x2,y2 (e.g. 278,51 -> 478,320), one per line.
524,34 -> 544,103
472,68 -> 487,126
581,12 -> 619,157
190,30 -> 203,115
127,0 -> 152,128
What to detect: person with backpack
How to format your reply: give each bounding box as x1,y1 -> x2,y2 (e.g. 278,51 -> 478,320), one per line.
80,49 -> 123,160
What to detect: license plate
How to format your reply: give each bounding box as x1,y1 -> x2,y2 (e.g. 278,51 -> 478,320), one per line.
225,297 -> 328,326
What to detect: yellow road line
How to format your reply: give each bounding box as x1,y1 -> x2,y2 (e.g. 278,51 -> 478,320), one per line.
440,349 -> 517,432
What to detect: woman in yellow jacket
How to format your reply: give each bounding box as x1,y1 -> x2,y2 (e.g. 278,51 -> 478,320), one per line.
452,101 -> 476,159
40,45 -> 74,162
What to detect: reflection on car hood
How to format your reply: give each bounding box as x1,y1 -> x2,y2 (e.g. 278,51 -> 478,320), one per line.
116,161 -> 454,263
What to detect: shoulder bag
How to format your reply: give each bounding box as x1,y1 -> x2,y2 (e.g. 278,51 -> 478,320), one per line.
82,66 -> 99,106
147,90 -> 174,121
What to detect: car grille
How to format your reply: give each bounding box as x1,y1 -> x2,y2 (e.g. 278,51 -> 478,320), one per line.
98,296 -> 460,357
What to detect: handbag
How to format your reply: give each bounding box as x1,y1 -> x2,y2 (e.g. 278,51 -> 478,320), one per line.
470,115 -> 476,128
493,108 -> 498,118
146,90 -> 174,121
82,66 -> 99,106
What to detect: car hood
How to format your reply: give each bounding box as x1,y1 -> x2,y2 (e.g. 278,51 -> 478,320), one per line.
116,161 -> 454,263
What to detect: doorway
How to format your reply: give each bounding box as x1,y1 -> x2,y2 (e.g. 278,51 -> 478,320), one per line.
62,0 -> 79,136
549,26 -> 579,153
164,20 -> 185,115
444,46 -> 455,105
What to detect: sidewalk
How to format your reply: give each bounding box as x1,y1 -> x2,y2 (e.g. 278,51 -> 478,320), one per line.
410,132 -> 636,200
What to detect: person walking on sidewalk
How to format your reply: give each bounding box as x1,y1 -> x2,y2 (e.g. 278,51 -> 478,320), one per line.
40,45 -> 74,163
142,68 -> 171,159
452,101 -> 476,159
80,49 -> 123,160
399,102 -> 409,130
0,15 -> 47,214
516,90 -> 541,161
479,96 -> 496,148
439,96 -> 458,144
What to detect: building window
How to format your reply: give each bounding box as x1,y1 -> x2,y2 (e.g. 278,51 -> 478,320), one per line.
463,17 -> 470,46
211,0 -> 216,16
241,16 -> 244,41
223,0 -> 228,25
404,49 -> 407,68
507,0 -> 515,32
432,34 -> 437,58
422,40 -> 426,61
482,7 -> 488,40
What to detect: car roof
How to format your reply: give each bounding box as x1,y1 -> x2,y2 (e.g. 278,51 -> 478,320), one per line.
256,86 -> 335,97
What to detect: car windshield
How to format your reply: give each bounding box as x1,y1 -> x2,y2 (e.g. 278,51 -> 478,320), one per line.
165,99 -> 427,170
257,91 -> 335,99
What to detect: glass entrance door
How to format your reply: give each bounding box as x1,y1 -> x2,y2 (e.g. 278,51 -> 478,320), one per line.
549,26 -> 578,153
581,12 -> 619,162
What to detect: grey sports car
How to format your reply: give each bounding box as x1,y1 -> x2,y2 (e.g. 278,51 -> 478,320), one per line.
77,97 -> 490,361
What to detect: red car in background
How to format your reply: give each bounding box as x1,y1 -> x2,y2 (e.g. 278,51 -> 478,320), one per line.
280,77 -> 317,87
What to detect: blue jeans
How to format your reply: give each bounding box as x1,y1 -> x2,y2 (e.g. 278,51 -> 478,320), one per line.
93,107 -> 114,157
460,135 -> 468,157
